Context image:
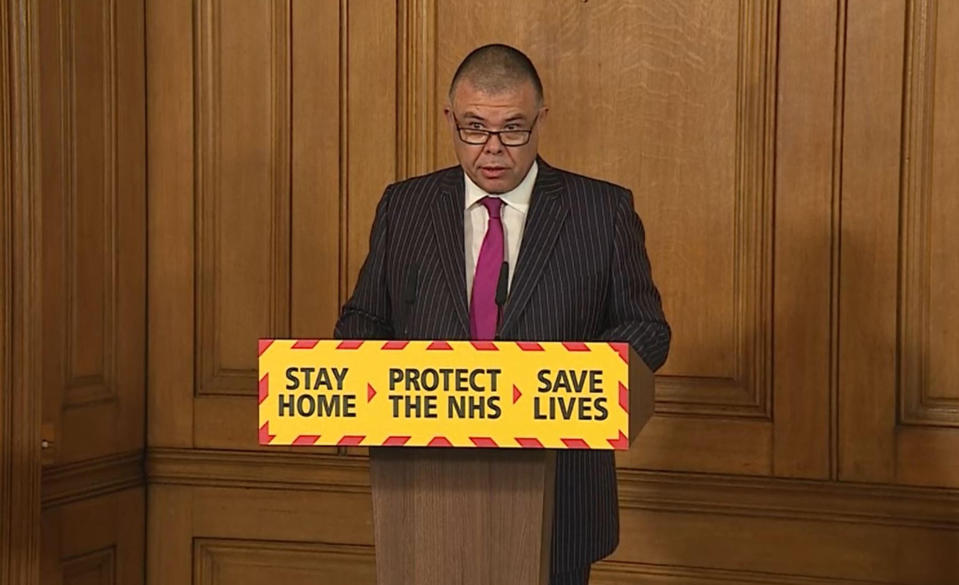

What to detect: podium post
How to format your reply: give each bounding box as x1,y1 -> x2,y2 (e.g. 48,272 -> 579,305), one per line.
370,448 -> 555,585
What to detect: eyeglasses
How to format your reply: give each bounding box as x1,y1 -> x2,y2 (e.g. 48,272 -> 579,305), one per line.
453,113 -> 540,147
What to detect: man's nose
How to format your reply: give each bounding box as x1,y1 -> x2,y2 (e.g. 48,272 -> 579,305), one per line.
484,133 -> 504,154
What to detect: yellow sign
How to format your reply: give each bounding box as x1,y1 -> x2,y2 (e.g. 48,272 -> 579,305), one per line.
258,339 -> 635,449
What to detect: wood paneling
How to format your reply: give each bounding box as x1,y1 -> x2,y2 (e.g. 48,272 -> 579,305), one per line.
840,0 -> 959,489
137,1 -> 959,584
195,0 -> 291,399
2,0 -> 44,582
41,488 -> 143,585
37,0 -> 145,465
430,0 -> 787,476
18,1 -> 150,584
148,482 -> 375,585
62,547 -> 115,585
900,0 -> 959,427
149,0 -> 395,453
41,452 -> 143,510
290,0 -> 341,338
772,0 -> 841,480
146,0 -> 195,449
194,540 -> 374,585
345,0 -> 397,294
147,449 -> 959,585
838,0 -> 905,484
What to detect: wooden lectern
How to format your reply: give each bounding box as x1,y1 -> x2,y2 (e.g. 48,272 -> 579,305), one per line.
369,347 -> 655,585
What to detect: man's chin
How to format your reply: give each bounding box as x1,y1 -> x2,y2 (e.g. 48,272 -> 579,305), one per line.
475,175 -> 517,195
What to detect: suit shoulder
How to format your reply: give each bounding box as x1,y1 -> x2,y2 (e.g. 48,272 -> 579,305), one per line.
548,165 -> 632,206
386,165 -> 460,197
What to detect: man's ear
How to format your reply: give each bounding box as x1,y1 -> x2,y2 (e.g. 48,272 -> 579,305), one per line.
443,106 -> 455,130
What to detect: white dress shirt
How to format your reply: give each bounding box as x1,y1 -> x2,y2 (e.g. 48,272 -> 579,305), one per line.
464,161 -> 538,299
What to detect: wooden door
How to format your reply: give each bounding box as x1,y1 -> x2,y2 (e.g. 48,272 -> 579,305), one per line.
34,0 -> 148,584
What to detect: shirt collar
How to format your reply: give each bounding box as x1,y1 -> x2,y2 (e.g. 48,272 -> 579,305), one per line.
464,160 -> 538,214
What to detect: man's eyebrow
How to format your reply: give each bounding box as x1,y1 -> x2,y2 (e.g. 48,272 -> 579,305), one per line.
461,111 -> 486,121
503,114 -> 528,123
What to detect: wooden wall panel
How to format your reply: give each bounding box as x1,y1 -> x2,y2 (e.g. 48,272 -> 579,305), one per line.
40,488 -> 144,585
195,0 -> 290,399
838,0 -> 906,484
429,0 -> 791,476
924,0 -> 959,416
148,449 -> 959,585
772,0 -> 840,479
37,0 -> 144,465
149,0 -> 394,452
62,547 -> 115,585
840,0 -> 959,489
194,540 -> 374,585
900,0 -> 959,427
291,0 -> 341,338
2,0 -> 44,581
148,472 -> 376,585
30,0 -> 148,583
146,0 -> 196,449
346,1 -> 398,296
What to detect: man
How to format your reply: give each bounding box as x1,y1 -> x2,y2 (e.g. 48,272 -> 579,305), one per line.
335,44 -> 670,585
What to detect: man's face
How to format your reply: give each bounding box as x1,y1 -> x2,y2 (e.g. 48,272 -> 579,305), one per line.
445,79 -> 546,194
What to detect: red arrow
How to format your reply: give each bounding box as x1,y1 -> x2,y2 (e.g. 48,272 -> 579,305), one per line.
367,384 -> 376,402
607,430 -> 628,450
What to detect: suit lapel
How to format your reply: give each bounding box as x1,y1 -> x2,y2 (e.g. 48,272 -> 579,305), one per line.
499,160 -> 568,338
430,168 -> 471,337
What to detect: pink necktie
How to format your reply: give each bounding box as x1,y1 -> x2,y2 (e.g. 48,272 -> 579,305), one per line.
470,197 -> 504,340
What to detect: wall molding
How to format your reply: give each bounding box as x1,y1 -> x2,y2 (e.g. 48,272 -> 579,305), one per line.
1,0 -> 43,584
395,0 -> 436,179
147,448 -> 369,493
653,0 -> 777,420
62,546 -> 116,585
591,559 -> 899,585
195,538 -> 373,585
616,468 -> 959,530
56,0 -> 120,410
145,448 -> 959,530
41,450 -> 144,509
194,0 -> 292,398
899,0 -> 957,427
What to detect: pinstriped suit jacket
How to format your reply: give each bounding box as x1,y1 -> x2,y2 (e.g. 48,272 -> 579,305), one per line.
334,158 -> 671,571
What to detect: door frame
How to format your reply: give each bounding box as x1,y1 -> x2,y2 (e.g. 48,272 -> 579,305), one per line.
1,0 -> 42,583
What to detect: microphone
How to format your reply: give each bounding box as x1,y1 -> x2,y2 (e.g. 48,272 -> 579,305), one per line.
400,264 -> 418,338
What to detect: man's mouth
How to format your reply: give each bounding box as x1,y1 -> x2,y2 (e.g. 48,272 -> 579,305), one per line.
480,166 -> 508,179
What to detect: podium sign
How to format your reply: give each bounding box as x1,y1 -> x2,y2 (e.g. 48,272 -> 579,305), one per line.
257,339 -> 651,449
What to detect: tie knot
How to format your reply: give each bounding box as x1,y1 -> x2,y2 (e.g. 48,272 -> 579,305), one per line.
480,196 -> 503,219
